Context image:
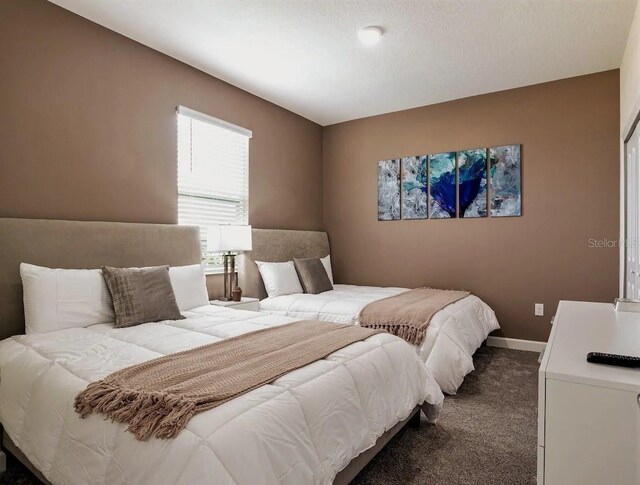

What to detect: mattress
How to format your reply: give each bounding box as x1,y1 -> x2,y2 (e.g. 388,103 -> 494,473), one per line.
259,285 -> 500,394
0,305 -> 443,485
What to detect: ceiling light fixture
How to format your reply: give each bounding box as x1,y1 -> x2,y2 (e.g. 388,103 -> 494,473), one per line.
358,26 -> 383,46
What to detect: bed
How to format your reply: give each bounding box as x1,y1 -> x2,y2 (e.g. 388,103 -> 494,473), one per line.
0,218 -> 443,485
239,229 -> 500,395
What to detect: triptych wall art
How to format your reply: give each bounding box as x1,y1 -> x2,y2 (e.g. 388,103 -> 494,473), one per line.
377,144 -> 521,220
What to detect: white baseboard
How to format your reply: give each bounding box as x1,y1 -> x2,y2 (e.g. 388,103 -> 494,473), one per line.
486,336 -> 546,353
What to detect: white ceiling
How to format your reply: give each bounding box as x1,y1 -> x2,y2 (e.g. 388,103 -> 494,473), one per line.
50,0 -> 637,126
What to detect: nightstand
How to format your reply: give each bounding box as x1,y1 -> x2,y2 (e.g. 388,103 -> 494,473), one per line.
209,297 -> 260,312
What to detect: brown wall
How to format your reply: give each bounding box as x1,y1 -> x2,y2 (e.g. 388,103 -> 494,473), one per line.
323,71 -> 620,341
0,1 -> 621,340
0,0 -> 323,298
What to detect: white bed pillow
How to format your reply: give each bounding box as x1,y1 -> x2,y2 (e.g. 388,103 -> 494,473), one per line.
320,255 -> 334,285
169,264 -> 209,311
256,261 -> 303,298
20,263 -> 115,334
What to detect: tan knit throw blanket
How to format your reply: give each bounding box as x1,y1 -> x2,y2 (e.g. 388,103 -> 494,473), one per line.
359,288 -> 470,346
74,320 -> 383,441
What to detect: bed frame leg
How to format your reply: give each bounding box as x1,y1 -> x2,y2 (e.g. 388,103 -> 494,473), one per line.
0,425 -> 5,474
408,409 -> 421,429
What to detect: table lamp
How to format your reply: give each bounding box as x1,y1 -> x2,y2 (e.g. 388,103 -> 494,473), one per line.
207,225 -> 252,301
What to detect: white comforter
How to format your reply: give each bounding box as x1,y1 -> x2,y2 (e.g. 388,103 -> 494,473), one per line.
259,285 -> 500,394
0,305 -> 443,485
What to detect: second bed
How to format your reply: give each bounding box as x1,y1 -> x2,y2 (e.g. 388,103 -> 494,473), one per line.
240,229 -> 500,395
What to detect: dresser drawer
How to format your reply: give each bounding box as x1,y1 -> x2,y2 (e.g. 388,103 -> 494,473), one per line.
544,379 -> 640,485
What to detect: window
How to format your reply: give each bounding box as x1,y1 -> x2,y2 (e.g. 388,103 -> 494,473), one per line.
177,106 -> 251,271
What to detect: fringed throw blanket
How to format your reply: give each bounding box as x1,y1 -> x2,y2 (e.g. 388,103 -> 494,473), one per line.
74,320 -> 383,441
359,288 -> 470,346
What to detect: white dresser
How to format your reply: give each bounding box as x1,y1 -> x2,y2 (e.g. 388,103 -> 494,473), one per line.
538,301 -> 640,485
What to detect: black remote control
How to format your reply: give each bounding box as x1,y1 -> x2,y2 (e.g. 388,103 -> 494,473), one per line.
586,352 -> 640,368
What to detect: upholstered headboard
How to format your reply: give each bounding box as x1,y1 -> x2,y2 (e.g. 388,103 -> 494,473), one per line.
239,229 -> 330,300
0,218 -> 202,341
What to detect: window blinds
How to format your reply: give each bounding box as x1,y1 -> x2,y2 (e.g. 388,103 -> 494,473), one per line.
177,106 -> 251,266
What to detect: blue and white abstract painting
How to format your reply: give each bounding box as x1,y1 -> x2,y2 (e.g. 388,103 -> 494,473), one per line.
458,148 -> 487,218
377,159 -> 401,220
429,152 -> 456,218
401,156 -> 428,219
490,145 -> 521,217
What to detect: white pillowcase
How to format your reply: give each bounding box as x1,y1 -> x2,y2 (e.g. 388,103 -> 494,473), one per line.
320,255 -> 334,285
169,264 -> 209,311
20,262 -> 210,334
20,263 -> 115,334
256,261 -> 303,298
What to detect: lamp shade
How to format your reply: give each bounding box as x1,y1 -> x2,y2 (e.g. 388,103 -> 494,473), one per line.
207,225 -> 252,252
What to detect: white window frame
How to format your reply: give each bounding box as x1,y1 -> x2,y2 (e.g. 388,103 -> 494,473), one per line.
176,106 -> 252,273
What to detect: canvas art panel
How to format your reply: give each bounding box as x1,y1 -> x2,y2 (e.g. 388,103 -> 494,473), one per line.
429,152 -> 457,218
401,156 -> 428,219
377,159 -> 401,220
458,148 -> 487,218
490,144 -> 521,217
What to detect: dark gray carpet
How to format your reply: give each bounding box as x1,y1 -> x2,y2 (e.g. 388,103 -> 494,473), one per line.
0,347 -> 538,485
1,452 -> 40,485
352,346 -> 538,485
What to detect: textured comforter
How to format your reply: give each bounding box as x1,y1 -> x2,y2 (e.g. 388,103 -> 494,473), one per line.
75,321 -> 385,441
259,285 -> 501,394
0,305 -> 443,485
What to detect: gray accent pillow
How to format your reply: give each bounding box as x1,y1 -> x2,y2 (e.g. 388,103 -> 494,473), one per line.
293,258 -> 333,294
102,265 -> 185,328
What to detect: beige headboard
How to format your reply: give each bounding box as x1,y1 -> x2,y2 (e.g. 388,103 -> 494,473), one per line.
0,218 -> 202,341
239,229 -> 330,300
